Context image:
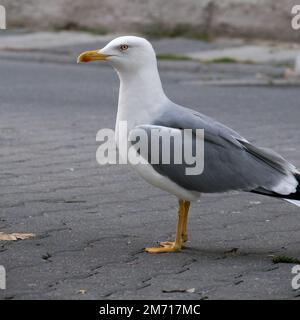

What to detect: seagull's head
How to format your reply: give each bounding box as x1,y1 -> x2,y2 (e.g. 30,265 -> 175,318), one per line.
77,36 -> 157,73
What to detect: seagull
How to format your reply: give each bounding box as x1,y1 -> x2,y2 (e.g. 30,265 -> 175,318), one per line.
78,36 -> 300,253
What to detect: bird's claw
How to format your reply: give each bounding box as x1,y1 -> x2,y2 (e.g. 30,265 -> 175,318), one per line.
144,241 -> 182,253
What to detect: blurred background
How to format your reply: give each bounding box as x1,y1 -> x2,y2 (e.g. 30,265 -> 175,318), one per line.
1,0 -> 300,77
1,0 -> 300,300
2,0 -> 300,41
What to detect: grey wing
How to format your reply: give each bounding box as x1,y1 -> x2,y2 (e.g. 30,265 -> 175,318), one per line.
135,103 -> 298,194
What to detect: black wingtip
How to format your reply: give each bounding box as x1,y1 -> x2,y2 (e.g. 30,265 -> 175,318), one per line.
251,172 -> 300,201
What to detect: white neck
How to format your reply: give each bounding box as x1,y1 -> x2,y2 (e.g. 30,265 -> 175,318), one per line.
116,63 -> 168,127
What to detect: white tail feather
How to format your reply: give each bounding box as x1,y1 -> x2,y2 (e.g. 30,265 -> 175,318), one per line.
284,199 -> 300,207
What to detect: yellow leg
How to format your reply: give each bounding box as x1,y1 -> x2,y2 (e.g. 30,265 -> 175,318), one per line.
182,200 -> 190,242
145,199 -> 190,253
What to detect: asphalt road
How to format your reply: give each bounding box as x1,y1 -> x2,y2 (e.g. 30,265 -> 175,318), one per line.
0,54 -> 300,299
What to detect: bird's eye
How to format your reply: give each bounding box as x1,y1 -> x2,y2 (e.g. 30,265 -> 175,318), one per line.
119,44 -> 129,51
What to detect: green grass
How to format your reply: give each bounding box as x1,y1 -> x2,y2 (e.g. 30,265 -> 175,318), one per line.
272,61 -> 293,68
208,57 -> 238,64
272,255 -> 300,264
54,23 -> 108,35
156,53 -> 192,61
202,57 -> 255,64
156,54 -> 256,64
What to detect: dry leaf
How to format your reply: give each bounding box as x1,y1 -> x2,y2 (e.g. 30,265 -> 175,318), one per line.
0,232 -> 35,241
77,289 -> 87,295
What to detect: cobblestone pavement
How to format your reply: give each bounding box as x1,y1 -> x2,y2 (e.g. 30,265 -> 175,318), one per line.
0,40 -> 300,299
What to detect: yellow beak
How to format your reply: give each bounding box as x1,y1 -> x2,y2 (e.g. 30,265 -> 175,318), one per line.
77,50 -> 109,63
